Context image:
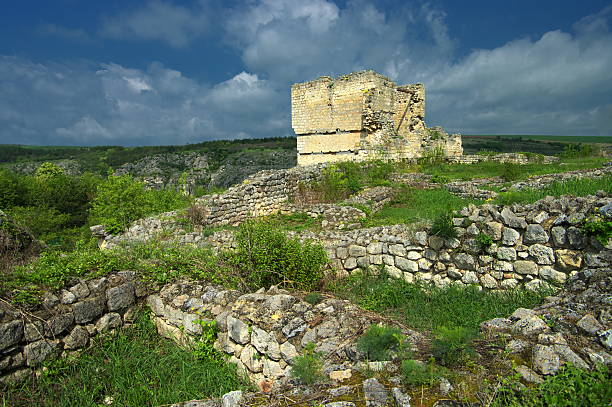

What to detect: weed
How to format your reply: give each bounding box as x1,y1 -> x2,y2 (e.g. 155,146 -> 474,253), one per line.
304,292 -> 323,305
581,213 -> 612,245
291,343 -> 325,385
357,324 -> 403,361
192,320 -> 222,361
476,232 -> 494,248
431,326 -> 477,367
401,359 -> 442,387
431,212 -> 457,238
501,162 -> 521,182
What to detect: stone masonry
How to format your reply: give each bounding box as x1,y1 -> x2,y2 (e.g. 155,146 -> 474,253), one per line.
291,70 -> 462,165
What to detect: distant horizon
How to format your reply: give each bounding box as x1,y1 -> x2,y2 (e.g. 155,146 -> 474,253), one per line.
2,134 -> 612,150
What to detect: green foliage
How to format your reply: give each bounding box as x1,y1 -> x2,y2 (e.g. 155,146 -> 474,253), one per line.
431,174 -> 450,184
304,292 -> 323,305
1,239 -> 238,303
192,320 -> 222,361
581,213 -> 612,245
357,324 -> 403,361
331,270 -> 551,332
1,311 -> 247,407
89,174 -> 189,234
431,326 -> 477,367
232,220 -> 327,290
561,143 -> 601,158
492,364 -> 611,407
401,359 -> 442,387
501,162 -> 521,181
476,232 -> 494,247
291,342 -> 324,385
35,162 -> 64,179
431,212 -> 457,238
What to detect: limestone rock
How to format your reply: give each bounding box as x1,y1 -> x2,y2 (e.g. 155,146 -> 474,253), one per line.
524,224 -> 549,244
363,378 -> 388,407
227,316 -> 250,344
72,297 -> 105,324
107,283 -> 135,311
64,325 -> 89,350
0,320 -> 24,351
24,339 -> 60,366
533,345 -> 560,375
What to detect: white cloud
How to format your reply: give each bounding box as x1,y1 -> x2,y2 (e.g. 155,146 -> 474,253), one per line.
0,56 -> 286,145
100,0 -> 209,48
422,6 -> 612,136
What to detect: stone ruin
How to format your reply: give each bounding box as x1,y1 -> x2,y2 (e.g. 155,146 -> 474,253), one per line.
291,70 -> 463,165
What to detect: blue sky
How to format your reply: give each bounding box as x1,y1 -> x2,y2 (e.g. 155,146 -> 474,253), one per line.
1,0 -> 611,146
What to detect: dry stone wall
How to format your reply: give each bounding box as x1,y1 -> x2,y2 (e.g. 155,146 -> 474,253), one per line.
0,272 -> 146,385
145,283 -> 415,391
313,194 -> 611,290
291,71 -> 462,165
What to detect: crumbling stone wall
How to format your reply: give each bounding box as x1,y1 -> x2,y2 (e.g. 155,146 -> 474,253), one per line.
291,70 -> 462,165
0,272 -> 145,385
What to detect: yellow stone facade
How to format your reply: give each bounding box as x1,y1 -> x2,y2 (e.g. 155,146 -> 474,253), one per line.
291,70 -> 462,165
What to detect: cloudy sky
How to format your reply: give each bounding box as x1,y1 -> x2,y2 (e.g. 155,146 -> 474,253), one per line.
1,0 -> 611,146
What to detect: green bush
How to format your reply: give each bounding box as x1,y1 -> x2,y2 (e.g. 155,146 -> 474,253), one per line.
493,364 -> 611,407
291,343 -> 324,385
357,324 -> 404,361
431,212 -> 457,238
431,174 -> 450,184
561,143 -> 601,158
501,162 -> 521,181
401,359 -> 441,387
232,220 -> 327,290
89,174 -> 189,234
431,326 -> 477,367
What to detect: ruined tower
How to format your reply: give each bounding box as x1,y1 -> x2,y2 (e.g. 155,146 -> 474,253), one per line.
291,70 -> 462,165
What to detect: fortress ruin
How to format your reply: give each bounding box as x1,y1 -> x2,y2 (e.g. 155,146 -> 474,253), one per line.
291,70 -> 462,165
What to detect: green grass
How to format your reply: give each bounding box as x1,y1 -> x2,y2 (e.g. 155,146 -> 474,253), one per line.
330,270 -> 550,332
494,176 -> 612,206
1,311 -> 248,407
420,157 -> 607,181
364,187 -> 482,227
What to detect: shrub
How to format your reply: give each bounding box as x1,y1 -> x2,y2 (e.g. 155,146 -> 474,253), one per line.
357,324 -> 403,361
418,146 -> 446,166
401,359 -> 441,387
232,220 -> 328,290
431,212 -> 457,238
291,343 -> 324,385
431,326 -> 477,367
186,204 -> 210,225
501,162 -> 521,182
431,174 -> 450,184
89,174 -> 189,234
